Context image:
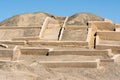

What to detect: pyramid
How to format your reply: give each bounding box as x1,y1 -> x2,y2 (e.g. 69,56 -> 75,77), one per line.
0,12 -> 120,80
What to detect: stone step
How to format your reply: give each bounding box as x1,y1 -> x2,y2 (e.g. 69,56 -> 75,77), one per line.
41,23 -> 60,40
97,31 -> 120,41
0,57 -> 11,60
100,59 -> 114,62
0,40 -> 26,45
0,26 -> 41,29
96,44 -> 120,50
20,47 -> 49,55
61,29 -> 88,41
42,29 -> 60,40
88,21 -> 115,31
28,41 -> 88,47
49,49 -> 111,57
0,46 -> 21,61
12,37 -> 39,40
0,60 -> 19,67
0,49 -> 13,60
20,55 -> 106,62
66,25 -> 87,30
99,40 -> 120,45
39,60 -> 100,68
46,24 -> 60,29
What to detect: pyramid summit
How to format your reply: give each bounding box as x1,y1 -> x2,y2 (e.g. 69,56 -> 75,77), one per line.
0,12 -> 104,26
0,12 -> 120,80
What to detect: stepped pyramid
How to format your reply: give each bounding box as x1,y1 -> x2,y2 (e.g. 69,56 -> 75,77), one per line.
0,12 -> 120,80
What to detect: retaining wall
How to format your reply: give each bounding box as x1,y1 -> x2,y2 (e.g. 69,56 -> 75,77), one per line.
88,21 -> 115,31
96,44 -> 120,50
97,32 -> 120,41
59,17 -> 69,40
20,47 -> 49,55
49,49 -> 111,57
0,40 -> 26,45
65,26 -> 87,30
0,49 -> 13,60
86,28 -> 94,48
39,17 -> 50,38
12,37 -> 39,40
0,26 -> 41,29
0,46 -> 21,61
28,41 -> 88,47
39,60 -> 99,68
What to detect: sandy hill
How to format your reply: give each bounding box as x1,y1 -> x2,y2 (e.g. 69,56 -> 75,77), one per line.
0,12 -> 63,27
0,12 -> 103,27
67,12 -> 104,25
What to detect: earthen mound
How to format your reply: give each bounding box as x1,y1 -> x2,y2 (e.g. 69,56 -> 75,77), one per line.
0,12 -> 58,27
67,12 -> 104,25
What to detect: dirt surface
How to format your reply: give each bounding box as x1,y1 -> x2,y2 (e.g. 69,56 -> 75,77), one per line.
0,61 -> 120,80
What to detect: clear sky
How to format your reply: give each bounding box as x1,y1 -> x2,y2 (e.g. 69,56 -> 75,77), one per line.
0,0 -> 120,23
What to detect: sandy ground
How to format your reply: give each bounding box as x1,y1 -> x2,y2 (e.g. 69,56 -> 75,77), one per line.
0,61 -> 120,80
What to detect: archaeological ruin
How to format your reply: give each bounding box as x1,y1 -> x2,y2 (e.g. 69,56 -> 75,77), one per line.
0,12 -> 120,80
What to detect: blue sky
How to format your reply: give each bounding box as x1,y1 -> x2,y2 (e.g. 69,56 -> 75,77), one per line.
0,0 -> 120,23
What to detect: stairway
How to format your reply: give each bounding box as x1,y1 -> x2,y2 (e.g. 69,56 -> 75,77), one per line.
41,23 -> 61,40
18,47 -> 114,68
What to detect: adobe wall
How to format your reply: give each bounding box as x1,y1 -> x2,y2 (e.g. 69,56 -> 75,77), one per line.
96,35 -> 100,45
0,49 -> 13,59
96,44 -> 120,50
88,21 -> 115,31
49,49 -> 110,57
20,47 -> 49,55
39,60 -> 99,68
12,46 -> 21,61
0,40 -> 26,45
86,28 -> 95,48
97,32 -> 120,41
0,27 -> 41,40
12,37 -> 39,41
0,46 -> 22,61
65,25 -> 87,30
0,26 -> 41,29
99,59 -> 114,63
59,17 -> 69,40
39,17 -> 50,38
28,41 -> 88,48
